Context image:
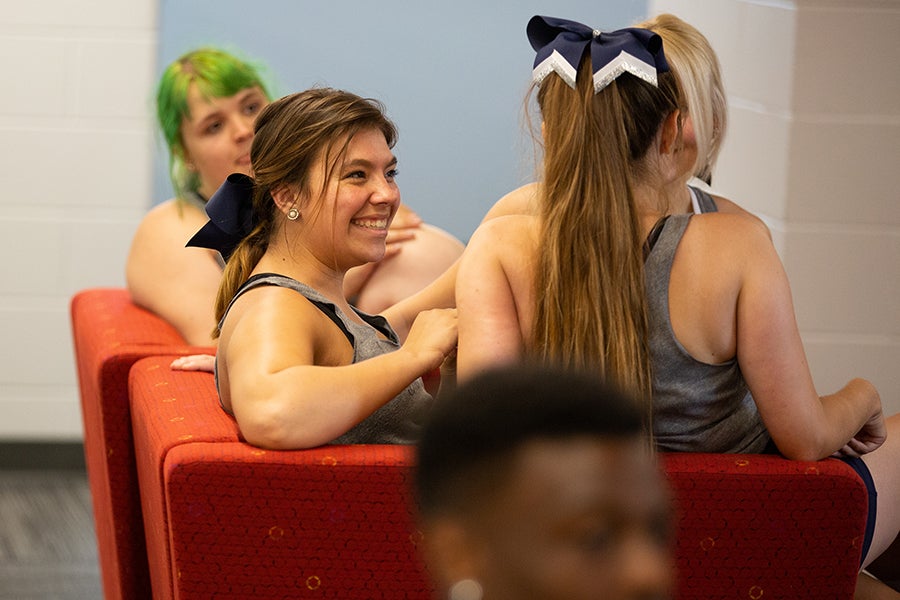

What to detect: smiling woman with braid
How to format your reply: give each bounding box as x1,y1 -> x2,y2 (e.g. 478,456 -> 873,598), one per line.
188,89 -> 457,449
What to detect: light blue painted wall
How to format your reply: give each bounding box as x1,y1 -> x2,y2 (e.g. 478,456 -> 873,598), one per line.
155,1 -> 648,241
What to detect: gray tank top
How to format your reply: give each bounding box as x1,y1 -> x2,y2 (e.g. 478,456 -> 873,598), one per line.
645,215 -> 770,453
216,273 -> 433,445
690,185 -> 718,214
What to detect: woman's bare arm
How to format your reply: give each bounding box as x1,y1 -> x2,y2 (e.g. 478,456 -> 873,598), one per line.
456,217 -> 535,383
220,287 -> 457,449
726,215 -> 882,460
355,224 -> 464,314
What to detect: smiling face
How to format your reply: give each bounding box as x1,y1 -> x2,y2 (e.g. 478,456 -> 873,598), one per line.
436,437 -> 673,600
180,85 -> 268,199
297,127 -> 400,272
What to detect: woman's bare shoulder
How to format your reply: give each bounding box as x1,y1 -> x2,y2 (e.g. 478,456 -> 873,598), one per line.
709,193 -> 772,240
465,214 -> 540,274
134,199 -> 208,240
471,213 -> 538,246
126,198 -> 221,299
353,222 -> 466,313
689,210 -> 774,260
481,183 -> 540,223
414,223 -> 465,253
371,222 -> 464,281
221,281 -> 348,366
710,193 -> 748,216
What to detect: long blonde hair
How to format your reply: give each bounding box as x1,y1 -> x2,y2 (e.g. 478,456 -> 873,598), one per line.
530,57 -> 681,403
639,13 -> 727,183
212,88 -> 397,335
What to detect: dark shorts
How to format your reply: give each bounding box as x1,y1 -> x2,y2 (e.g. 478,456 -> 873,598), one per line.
839,456 -> 877,566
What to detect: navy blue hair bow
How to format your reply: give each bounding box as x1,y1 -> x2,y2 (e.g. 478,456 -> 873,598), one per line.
527,15 -> 669,94
186,172 -> 256,262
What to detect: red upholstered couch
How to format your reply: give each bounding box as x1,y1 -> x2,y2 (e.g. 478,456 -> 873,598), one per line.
129,356 -> 432,600
72,288 -> 869,599
70,288 -> 214,600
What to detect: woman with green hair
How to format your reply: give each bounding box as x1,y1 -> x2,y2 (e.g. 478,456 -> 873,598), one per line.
127,47 -> 461,346
156,47 -> 271,204
126,47 -> 273,345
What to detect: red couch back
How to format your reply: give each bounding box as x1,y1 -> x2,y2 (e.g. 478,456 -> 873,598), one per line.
70,288 -> 213,600
662,452 -> 866,598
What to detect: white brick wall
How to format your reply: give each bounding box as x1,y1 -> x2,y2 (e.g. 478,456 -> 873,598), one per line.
0,1 -> 159,439
3,1 -> 896,438
650,0 -> 900,414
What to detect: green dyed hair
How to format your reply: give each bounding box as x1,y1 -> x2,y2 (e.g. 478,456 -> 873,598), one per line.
156,47 -> 271,201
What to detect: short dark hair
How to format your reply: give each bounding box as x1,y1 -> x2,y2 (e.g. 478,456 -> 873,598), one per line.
414,364 -> 644,518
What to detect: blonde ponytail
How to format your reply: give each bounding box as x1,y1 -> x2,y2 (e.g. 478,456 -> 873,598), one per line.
530,57 -> 680,405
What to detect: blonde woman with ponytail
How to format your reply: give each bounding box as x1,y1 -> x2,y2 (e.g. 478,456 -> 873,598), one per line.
481,14 -> 757,223
456,16 -> 898,591
458,17 -> 676,405
188,88 -> 457,450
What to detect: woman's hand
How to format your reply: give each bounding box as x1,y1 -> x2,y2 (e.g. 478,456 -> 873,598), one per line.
345,204 -> 423,300
383,203 -> 424,258
402,308 -> 458,374
171,354 -> 216,373
436,346 -> 458,396
387,203 -> 422,242
834,404 -> 887,458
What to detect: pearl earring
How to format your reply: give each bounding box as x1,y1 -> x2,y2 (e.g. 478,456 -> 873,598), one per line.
287,207 -> 300,221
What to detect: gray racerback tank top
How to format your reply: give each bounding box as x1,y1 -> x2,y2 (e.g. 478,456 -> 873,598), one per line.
645,215 -> 770,453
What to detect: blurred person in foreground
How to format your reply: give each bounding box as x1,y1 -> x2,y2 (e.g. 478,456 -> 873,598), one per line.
415,364 -> 672,600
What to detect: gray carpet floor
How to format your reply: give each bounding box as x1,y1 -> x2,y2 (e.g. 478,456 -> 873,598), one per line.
0,469 -> 102,599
